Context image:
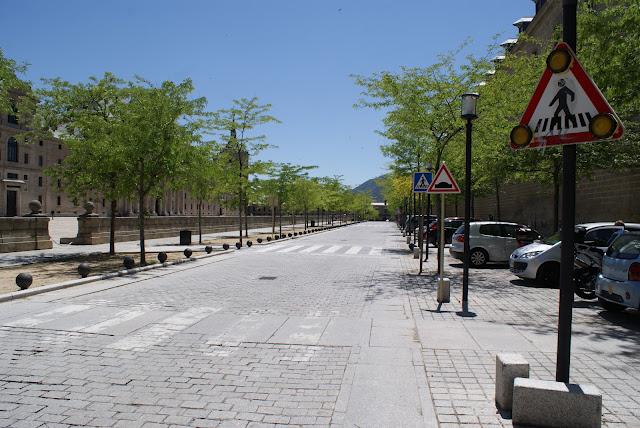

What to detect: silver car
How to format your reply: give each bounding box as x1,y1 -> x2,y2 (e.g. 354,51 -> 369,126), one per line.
510,222 -> 640,285
596,232 -> 640,311
450,221 -> 540,267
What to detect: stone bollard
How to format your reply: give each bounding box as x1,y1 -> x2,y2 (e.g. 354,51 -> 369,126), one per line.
77,263 -> 90,278
406,236 -> 411,244
495,353 -> 529,411
413,246 -> 420,259
512,378 -> 602,428
16,273 -> 33,290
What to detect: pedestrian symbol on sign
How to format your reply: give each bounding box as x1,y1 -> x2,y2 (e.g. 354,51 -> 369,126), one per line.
416,175 -> 429,189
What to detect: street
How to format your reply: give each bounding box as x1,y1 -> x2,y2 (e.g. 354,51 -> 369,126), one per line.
1,222 -> 639,427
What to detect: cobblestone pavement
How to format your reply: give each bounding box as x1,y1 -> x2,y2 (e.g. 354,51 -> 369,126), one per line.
0,222 -> 638,427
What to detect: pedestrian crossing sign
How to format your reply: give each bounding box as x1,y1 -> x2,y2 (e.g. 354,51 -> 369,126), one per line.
427,163 -> 460,194
413,172 -> 432,193
510,41 -> 623,150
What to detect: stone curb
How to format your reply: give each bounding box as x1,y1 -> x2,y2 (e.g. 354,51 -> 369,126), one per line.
0,250 -> 232,304
0,222 -> 361,303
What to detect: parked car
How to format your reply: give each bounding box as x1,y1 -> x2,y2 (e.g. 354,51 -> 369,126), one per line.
510,222 -> 640,285
405,215 -> 437,234
449,221 -> 541,267
595,232 -> 640,311
428,217 -> 477,246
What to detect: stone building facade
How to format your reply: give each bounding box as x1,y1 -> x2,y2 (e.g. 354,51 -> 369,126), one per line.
0,110 -> 233,218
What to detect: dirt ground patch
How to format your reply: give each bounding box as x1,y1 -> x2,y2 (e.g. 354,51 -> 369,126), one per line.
0,251 -> 192,295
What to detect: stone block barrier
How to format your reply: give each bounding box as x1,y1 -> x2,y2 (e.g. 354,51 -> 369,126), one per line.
0,217 -> 52,252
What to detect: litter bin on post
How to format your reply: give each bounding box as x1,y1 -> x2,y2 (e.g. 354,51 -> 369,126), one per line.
311,220 -> 315,227
179,230 -> 192,245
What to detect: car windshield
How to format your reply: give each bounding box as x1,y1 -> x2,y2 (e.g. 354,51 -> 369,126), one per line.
543,231 -> 561,245
606,234 -> 640,259
454,225 -> 464,235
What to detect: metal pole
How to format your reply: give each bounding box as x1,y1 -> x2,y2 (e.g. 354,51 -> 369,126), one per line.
556,0 -> 577,384
438,194 -> 445,278
424,192 -> 431,261
413,192 -> 416,244
419,193 -> 424,274
462,119 -> 472,313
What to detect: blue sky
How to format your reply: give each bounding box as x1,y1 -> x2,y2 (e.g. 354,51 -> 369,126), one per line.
2,0 -> 533,187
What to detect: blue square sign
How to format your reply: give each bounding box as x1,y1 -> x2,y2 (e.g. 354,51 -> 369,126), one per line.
413,172 -> 432,193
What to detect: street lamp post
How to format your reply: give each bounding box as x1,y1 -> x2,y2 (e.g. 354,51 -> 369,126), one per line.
423,163 -> 433,262
461,93 -> 479,314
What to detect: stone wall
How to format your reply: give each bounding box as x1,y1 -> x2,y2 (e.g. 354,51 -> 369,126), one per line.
65,215 -> 298,245
0,217 -> 53,252
446,169 -> 640,235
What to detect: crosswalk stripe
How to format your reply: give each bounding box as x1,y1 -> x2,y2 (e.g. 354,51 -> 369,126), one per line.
107,307 -> 219,351
345,246 -> 362,255
82,309 -> 147,333
369,247 -> 382,255
4,305 -> 90,328
322,245 -> 343,254
300,245 -> 324,253
277,245 -> 305,253
256,245 -> 286,253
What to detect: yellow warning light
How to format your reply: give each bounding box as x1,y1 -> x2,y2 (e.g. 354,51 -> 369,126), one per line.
546,49 -> 572,73
589,113 -> 617,139
510,125 -> 533,148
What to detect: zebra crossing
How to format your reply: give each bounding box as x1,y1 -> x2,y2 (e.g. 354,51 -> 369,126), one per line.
256,243 -> 384,256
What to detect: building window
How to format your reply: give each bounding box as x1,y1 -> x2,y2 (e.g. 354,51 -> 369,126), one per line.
23,175 -> 28,180
38,195 -> 42,203
7,137 -> 18,162
57,196 -> 61,206
39,140 -> 43,146
102,199 -> 105,207
58,144 -> 62,150
38,156 -> 43,166
7,173 -> 18,179
57,159 -> 61,164
38,176 -> 43,187
57,179 -> 61,188
23,153 -> 29,164
7,102 -> 18,124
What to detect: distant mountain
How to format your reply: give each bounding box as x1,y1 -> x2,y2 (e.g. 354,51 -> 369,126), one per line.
353,175 -> 386,202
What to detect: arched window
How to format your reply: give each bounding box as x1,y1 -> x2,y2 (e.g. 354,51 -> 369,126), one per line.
7,138 -> 18,162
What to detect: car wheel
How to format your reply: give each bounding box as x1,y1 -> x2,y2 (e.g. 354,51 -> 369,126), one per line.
536,262 -> 560,287
598,297 -> 625,312
470,249 -> 488,268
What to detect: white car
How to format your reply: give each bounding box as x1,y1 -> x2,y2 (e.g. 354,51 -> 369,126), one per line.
596,232 -> 640,311
449,221 -> 540,267
510,222 -> 640,285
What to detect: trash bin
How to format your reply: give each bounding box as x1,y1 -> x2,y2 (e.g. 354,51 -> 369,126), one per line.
179,230 -> 192,245
311,220 -> 315,227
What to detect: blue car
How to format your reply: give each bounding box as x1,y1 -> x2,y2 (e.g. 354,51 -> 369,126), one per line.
596,232 -> 640,312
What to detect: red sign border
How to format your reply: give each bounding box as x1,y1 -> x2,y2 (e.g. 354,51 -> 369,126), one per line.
512,42 -> 623,150
427,163 -> 461,194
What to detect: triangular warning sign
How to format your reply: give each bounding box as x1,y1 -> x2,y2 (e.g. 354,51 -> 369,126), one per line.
427,163 -> 460,194
511,42 -> 623,150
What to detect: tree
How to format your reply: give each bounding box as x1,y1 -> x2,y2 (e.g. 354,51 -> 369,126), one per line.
117,77 -> 207,265
269,163 -> 315,235
210,97 -> 279,245
0,48 -> 29,117
33,73 -> 131,255
184,142 -> 223,244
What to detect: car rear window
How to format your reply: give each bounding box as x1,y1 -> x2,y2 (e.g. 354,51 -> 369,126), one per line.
606,234 -> 640,259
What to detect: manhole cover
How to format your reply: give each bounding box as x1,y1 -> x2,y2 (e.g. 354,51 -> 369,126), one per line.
258,276 -> 277,280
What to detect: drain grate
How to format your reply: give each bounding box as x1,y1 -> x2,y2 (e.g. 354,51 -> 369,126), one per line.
258,276 -> 278,280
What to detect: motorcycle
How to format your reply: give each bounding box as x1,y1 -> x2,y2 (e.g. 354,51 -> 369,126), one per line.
573,227 -> 604,300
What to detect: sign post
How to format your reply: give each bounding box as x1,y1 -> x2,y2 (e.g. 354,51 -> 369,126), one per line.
427,163 -> 461,305
413,172 -> 433,274
510,4 -> 623,382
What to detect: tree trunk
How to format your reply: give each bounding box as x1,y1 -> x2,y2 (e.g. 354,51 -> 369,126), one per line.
292,212 -> 296,232
198,199 -> 203,244
495,178 -> 502,221
278,203 -> 282,236
244,196 -> 249,238
138,191 -> 146,266
238,189 -> 243,246
271,204 -> 276,234
109,199 -> 117,256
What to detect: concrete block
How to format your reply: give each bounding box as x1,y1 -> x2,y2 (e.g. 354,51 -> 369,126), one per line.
512,377 -> 602,428
413,247 -> 420,258
437,277 -> 450,303
406,236 -> 411,244
495,353 -> 529,410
